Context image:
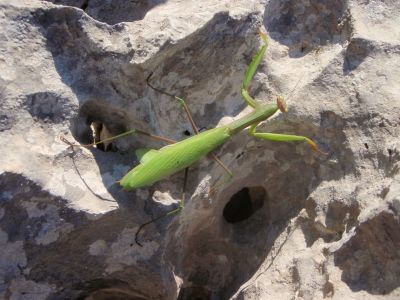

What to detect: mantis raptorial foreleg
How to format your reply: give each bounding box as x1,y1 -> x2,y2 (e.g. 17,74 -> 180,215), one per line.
240,30 -> 269,109
207,32 -> 269,196
240,31 -> 325,154
248,122 -> 326,154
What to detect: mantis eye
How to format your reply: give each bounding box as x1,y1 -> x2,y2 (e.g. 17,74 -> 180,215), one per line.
277,96 -> 288,113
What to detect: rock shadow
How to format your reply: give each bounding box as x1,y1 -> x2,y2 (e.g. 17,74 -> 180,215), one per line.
342,38 -> 378,75
334,210 -> 400,294
164,128 -> 328,299
264,0 -> 351,57
45,0 -> 167,25
34,5 -> 262,211
0,172 -> 176,299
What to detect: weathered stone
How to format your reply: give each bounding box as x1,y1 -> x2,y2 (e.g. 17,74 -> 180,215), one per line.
1,0 -> 399,299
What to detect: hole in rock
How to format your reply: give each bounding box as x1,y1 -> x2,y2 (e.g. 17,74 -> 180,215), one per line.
177,286 -> 212,300
235,151 -> 245,159
183,129 -> 191,136
72,100 -> 129,151
223,187 -> 266,223
81,0 -> 89,10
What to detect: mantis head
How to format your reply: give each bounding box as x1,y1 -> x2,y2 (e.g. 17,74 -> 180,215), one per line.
277,96 -> 288,113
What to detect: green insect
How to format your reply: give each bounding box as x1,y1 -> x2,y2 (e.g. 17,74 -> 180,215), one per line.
117,31 -> 323,189
66,31 -> 325,245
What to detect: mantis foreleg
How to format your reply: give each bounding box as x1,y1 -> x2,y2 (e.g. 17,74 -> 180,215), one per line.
241,31 -> 269,108
249,123 -> 325,154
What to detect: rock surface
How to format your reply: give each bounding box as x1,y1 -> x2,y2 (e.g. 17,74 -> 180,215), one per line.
0,0 -> 399,299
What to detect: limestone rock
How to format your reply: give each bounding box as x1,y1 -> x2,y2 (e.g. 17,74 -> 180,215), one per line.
0,0 -> 399,299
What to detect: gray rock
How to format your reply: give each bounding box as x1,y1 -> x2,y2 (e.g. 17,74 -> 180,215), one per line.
0,0 -> 399,299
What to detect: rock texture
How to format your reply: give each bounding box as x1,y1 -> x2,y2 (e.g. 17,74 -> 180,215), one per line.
1,0 -> 400,299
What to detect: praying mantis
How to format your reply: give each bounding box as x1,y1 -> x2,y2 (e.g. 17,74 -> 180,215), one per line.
64,31 -> 325,245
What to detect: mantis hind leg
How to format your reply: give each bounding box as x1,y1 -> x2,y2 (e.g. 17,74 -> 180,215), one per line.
135,168 -> 189,246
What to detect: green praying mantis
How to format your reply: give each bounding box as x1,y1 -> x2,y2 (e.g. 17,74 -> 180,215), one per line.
63,31 -> 325,245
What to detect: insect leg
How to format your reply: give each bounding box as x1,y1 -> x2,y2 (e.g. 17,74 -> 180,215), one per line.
65,128 -> 177,149
249,123 -> 327,154
172,96 -> 234,177
241,30 -> 269,109
82,129 -> 176,147
147,73 -> 200,134
174,96 -> 234,177
135,167 -> 189,246
147,72 -> 233,176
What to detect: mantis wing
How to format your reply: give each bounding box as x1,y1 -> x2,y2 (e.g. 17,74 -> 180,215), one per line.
135,148 -> 159,164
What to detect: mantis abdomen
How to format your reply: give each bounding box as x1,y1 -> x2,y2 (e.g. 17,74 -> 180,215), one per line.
120,126 -> 231,190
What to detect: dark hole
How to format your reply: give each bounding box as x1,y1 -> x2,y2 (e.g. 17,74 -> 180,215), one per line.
81,0 -> 89,10
388,149 -> 393,156
73,100 -> 129,148
177,286 -> 211,300
364,143 -> 369,150
183,130 -> 191,136
223,187 -> 265,223
235,152 -> 245,159
300,45 -> 307,52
